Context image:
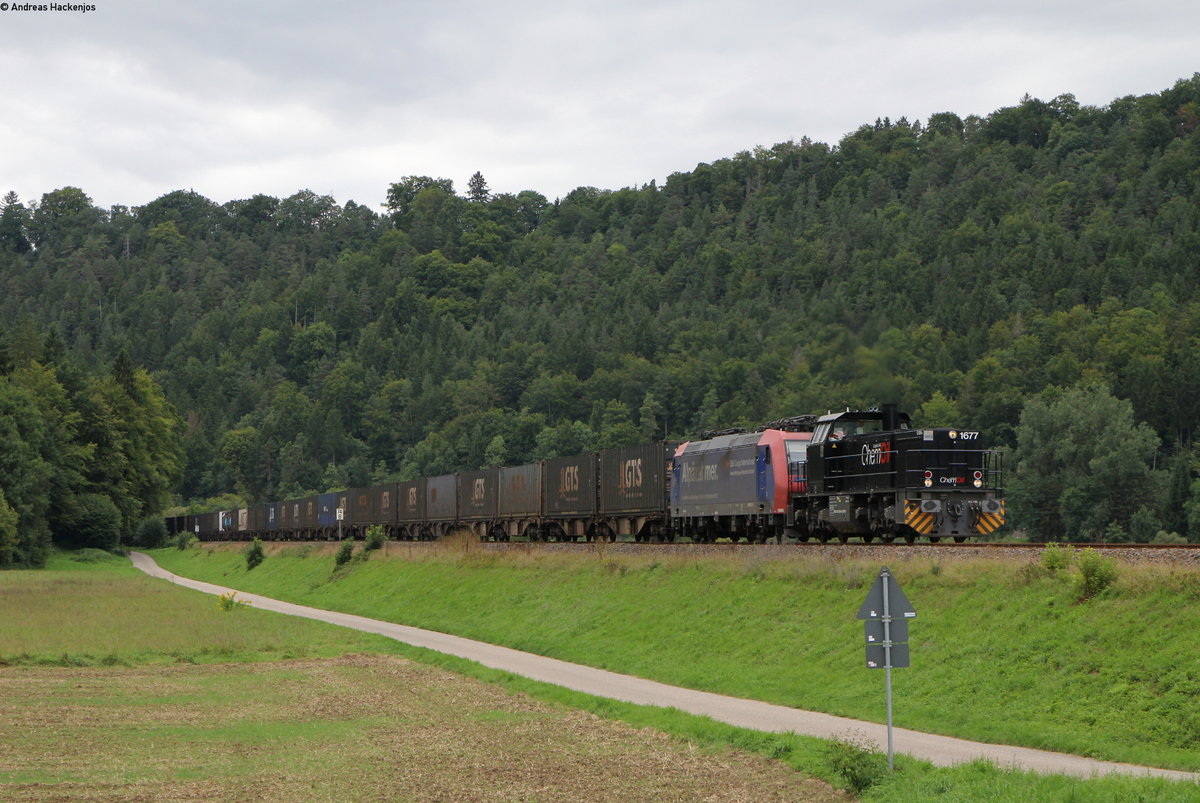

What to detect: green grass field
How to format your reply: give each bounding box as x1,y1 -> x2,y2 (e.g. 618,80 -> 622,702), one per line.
150,541 -> 1200,774
4,546 -> 1198,800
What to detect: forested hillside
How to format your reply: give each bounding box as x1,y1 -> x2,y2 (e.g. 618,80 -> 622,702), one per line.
2,75 -> 1199,559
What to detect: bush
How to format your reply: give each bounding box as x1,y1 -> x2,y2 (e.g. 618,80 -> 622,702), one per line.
334,538 -> 355,567
175,532 -> 195,550
826,732 -> 889,793
1040,542 -> 1073,573
244,538 -> 265,571
1152,530 -> 1187,544
216,591 -> 251,611
1075,547 -> 1117,599
132,516 -> 169,548
364,524 -> 386,551
58,493 -> 122,551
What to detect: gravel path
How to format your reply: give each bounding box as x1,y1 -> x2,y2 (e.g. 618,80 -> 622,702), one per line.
130,551 -> 1199,784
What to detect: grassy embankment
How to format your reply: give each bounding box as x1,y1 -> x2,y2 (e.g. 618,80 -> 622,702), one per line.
0,550 -> 842,801
143,540 -> 1200,801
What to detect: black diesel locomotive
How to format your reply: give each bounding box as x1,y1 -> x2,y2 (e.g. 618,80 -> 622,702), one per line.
171,406 -> 1004,545
797,405 -> 1005,543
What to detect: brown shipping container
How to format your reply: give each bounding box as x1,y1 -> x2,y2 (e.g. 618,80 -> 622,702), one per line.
197,511 -> 220,538
301,496 -> 318,529
599,442 -> 674,516
457,469 -> 498,521
373,483 -> 398,525
350,487 -> 373,526
543,454 -> 596,517
397,479 -> 425,523
499,463 -> 542,518
426,474 -> 457,521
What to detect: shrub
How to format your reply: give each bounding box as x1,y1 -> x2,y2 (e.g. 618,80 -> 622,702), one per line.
175,532 -> 195,550
244,538 -> 265,571
1152,530 -> 1187,544
58,493 -> 122,551
1075,547 -> 1117,600
216,591 -> 251,611
826,732 -> 888,793
364,524 -> 386,551
1040,542 -> 1073,573
334,538 -> 355,567
132,516 -> 169,548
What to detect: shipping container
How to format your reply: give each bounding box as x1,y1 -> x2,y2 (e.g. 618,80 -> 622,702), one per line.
350,487 -> 373,526
374,482 -> 398,525
598,442 -> 673,516
263,503 -> 278,531
543,453 -> 596,517
197,511 -> 220,540
279,498 -> 295,531
396,479 -> 424,523
499,463 -> 542,518
426,474 -> 457,522
317,493 -> 338,527
458,468 -> 499,521
300,496 -> 317,531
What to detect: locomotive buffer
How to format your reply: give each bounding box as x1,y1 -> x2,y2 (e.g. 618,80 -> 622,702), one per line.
857,566 -> 916,770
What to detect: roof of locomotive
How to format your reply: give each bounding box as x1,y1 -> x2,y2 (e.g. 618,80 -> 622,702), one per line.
675,428 -> 811,456
815,408 -> 912,426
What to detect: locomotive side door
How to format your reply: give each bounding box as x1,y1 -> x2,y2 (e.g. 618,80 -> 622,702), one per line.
756,446 -> 771,509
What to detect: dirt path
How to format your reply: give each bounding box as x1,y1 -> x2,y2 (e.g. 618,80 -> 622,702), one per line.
130,552 -> 1199,784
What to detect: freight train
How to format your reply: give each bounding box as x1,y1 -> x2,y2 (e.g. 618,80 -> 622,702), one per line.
169,405 -> 1005,545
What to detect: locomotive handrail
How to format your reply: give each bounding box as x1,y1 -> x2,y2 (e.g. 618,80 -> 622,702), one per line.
817,447 -> 1003,492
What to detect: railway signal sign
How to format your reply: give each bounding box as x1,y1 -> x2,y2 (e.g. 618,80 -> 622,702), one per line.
856,566 -> 915,770
857,566 -> 916,622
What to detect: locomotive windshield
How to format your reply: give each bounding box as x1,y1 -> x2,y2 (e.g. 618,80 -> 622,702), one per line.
812,411 -> 911,443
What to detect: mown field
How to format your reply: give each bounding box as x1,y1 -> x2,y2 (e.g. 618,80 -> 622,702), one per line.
0,551 -> 841,801
140,539 -> 1200,801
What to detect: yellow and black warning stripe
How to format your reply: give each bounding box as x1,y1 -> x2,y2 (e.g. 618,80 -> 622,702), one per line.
974,502 -> 1006,535
904,501 -> 935,535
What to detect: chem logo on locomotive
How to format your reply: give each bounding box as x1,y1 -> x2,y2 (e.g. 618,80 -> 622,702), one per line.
861,441 -> 892,466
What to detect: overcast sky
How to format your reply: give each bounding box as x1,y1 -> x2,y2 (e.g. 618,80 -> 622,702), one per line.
1,1 -> 1196,212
